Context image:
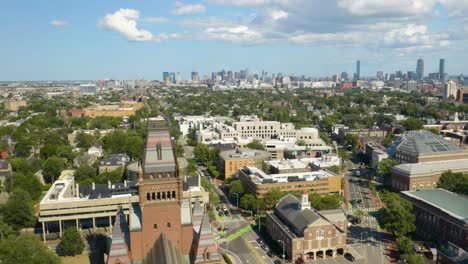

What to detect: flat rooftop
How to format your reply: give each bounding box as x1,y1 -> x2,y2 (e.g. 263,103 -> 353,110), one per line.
402,189 -> 468,221
240,166 -> 337,185
391,158 -> 468,176
267,159 -> 308,171
219,148 -> 270,160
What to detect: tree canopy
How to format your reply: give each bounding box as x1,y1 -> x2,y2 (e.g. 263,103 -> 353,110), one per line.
3,189 -> 36,230
437,170 -> 468,195
0,234 -> 61,264
378,192 -> 415,237
57,227 -> 85,256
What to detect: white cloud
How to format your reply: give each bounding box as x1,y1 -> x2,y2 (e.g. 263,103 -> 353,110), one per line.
143,17 -> 171,23
98,8 -> 159,42
178,17 -> 237,28
289,32 -> 364,46
382,24 -> 451,50
172,2 -> 206,15
438,0 -> 468,16
269,9 -> 288,20
50,20 -> 69,27
207,0 -> 286,7
337,0 -> 436,16
202,26 -> 267,45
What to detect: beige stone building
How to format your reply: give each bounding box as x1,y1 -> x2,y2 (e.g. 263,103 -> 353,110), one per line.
84,101 -> 144,118
217,148 -> 270,179
266,193 -> 347,262
238,166 -> 341,198
4,99 -> 27,112
391,159 -> 468,191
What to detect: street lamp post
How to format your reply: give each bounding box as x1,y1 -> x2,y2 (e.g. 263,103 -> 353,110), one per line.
233,193 -> 239,208
246,210 -> 253,219
278,240 -> 285,264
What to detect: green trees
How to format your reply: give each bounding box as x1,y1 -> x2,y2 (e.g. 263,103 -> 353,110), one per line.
263,189 -> 284,210
378,192 -> 415,237
0,234 -> 61,264
76,133 -> 96,149
240,194 -> 257,210
3,189 -> 36,230
344,133 -> 359,150
193,144 -> 210,165
229,180 -> 245,196
375,159 -> 398,183
246,140 -> 265,150
42,156 -> 66,183
5,172 -> 42,201
57,227 -> 85,256
437,170 -> 468,195
309,193 -> 341,210
402,118 -> 423,131
101,130 -> 144,160
382,132 -> 397,147
74,165 -> 97,184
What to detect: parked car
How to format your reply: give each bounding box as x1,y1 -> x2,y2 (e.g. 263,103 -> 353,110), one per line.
261,244 -> 270,251
267,251 -> 276,258
274,260 -> 282,264
256,238 -> 264,245
344,253 -> 355,262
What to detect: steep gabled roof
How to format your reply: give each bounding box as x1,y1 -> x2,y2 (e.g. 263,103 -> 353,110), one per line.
107,208 -> 132,264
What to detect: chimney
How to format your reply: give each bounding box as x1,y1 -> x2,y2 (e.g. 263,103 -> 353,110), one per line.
76,183 -> 79,198
299,190 -> 310,210
92,182 -> 95,190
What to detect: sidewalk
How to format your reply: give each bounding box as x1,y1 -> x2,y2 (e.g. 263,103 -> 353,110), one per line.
381,229 -> 398,263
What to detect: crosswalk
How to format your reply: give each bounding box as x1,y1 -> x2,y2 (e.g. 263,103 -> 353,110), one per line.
218,216 -> 244,225
347,207 -> 380,214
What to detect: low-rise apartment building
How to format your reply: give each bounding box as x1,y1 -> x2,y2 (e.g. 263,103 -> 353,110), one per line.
238,166 -> 341,198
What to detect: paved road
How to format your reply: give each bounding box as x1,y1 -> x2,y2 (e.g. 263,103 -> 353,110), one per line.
344,162 -> 388,264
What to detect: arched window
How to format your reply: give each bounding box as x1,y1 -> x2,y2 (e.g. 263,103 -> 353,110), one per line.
162,192 -> 166,199
167,191 -> 171,199
157,192 -> 161,200
152,192 -> 155,200
172,191 -> 176,199
147,193 -> 150,200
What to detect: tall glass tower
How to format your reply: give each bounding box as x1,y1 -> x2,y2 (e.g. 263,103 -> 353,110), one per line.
416,59 -> 424,80
356,60 -> 360,80
439,59 -> 445,81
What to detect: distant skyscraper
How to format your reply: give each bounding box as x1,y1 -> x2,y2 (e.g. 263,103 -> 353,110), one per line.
191,71 -> 198,81
355,60 -> 360,80
416,59 -> 424,80
439,59 -> 445,81
376,71 -> 384,80
163,72 -> 170,82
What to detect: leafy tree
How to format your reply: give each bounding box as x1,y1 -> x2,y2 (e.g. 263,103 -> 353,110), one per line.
76,133 -> 96,149
338,149 -> 349,170
327,165 -> 340,174
0,217 -> 14,239
354,209 -> 365,221
264,189 -> 284,209
320,134 -> 332,145
382,132 -> 397,148
74,165 -> 97,184
344,133 -> 359,150
42,156 -> 66,183
8,157 -> 34,174
437,170 -> 468,195
0,234 -> 61,264
376,159 -> 398,184
5,172 -> 42,201
246,140 -> 265,150
57,227 -> 85,256
124,135 -> 144,160
402,118 -> 423,131
296,140 -> 306,146
3,189 -> 36,230
309,193 -> 341,210
187,159 -> 198,177
95,168 -> 123,183
397,236 -> 414,260
240,194 -> 257,210
229,180 -> 244,196
378,192 -> 415,237
193,144 -> 210,165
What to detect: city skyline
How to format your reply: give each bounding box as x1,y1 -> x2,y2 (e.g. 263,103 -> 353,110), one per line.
1,1 -> 468,80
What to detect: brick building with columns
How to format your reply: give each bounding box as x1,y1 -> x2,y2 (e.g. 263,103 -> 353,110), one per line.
265,192 -> 347,262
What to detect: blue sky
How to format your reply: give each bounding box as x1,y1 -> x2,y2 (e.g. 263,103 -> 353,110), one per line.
0,0 -> 467,81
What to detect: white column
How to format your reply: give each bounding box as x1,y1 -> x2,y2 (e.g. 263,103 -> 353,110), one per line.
42,222 -> 46,242
76,219 -> 79,229
59,220 -> 62,237
109,216 -> 113,228
93,217 -> 96,229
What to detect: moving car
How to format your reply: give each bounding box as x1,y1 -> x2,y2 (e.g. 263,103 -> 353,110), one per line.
344,253 -> 355,262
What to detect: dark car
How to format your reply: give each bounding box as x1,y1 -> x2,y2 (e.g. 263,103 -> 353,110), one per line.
267,251 -> 276,258
344,253 -> 355,262
274,260 -> 282,264
256,238 -> 264,245
261,244 -> 269,251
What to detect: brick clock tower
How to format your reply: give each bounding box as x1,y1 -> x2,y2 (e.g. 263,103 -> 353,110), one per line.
130,117 -> 185,261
